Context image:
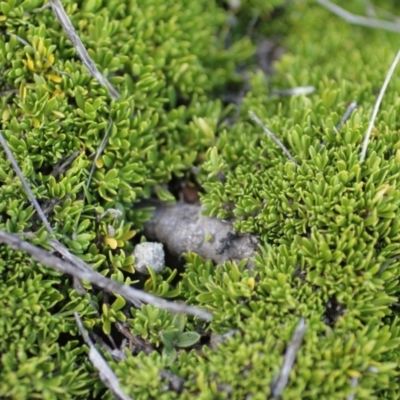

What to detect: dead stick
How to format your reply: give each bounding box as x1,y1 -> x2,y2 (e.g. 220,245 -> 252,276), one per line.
271,318 -> 306,398
74,313 -> 133,400
50,0 -> 120,99
361,48 -> 400,162
0,230 -> 212,321
0,132 -> 54,235
249,111 -> 299,167
335,101 -> 357,131
317,0 -> 400,33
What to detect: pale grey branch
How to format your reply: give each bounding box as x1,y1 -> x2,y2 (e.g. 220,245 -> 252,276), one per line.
361,48 -> 400,162
336,101 -> 357,131
271,318 -> 306,398
317,0 -> 400,33
0,230 -> 212,321
249,111 -> 299,166
74,313 -> 133,400
0,132 -> 54,235
50,0 -> 120,99
271,86 -> 315,97
87,119 -> 113,188
346,377 -> 359,400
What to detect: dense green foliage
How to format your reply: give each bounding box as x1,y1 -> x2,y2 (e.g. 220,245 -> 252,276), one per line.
2,0 -> 400,399
0,0 -> 254,397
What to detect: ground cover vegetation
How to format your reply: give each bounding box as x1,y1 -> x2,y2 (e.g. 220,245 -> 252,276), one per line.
2,0 -> 400,399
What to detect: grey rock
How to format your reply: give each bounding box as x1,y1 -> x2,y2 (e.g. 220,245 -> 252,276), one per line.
134,242 -> 165,274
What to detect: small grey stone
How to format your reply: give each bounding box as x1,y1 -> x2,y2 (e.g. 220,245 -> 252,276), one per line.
134,242 -> 165,274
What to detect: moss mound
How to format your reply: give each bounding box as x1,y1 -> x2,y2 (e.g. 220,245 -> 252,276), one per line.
1,0 -> 400,399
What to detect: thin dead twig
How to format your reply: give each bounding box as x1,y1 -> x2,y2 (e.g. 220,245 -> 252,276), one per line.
346,377 -> 359,400
360,48 -> 400,162
0,131 -> 94,294
71,119 -> 113,239
74,313 -> 132,400
365,0 -> 376,18
317,0 -> 400,33
249,111 -> 299,167
271,86 -> 315,97
41,196 -> 67,216
271,318 -> 306,398
33,2 -> 52,13
0,132 -> 54,235
246,14 -> 259,38
50,238 -> 137,306
51,150 -> 80,177
372,5 -> 400,24
50,0 -> 120,100
335,101 -> 357,131
90,331 -> 127,362
87,119 -> 113,188
115,322 -> 154,355
159,370 -> 185,393
0,230 -> 212,320
0,88 -> 19,96
90,331 -> 115,354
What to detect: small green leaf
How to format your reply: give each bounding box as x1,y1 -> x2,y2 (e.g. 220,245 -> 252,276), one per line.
175,332 -> 201,348
161,330 -> 179,346
162,345 -> 177,366
105,169 -> 119,181
154,185 -> 175,203
111,294 -> 126,312
102,319 -> 111,335
172,314 -> 186,333
74,86 -> 85,109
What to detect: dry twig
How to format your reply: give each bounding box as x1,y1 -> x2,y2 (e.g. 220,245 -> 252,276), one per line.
346,377 -> 359,400
90,331 -> 118,356
50,0 -> 120,100
51,150 -> 80,177
360,48 -> 400,162
0,130 -> 103,295
271,86 -> 315,97
87,119 -> 113,188
115,322 -> 154,355
71,118 -> 114,238
0,230 -> 212,320
317,0 -> 400,33
41,196 -> 67,216
364,0 -> 376,18
335,101 -> 357,131
0,132 -> 54,235
90,331 -> 127,362
271,318 -> 306,398
74,313 -> 132,400
0,88 -> 19,96
159,370 -> 185,393
371,5 -> 400,24
249,111 -> 299,166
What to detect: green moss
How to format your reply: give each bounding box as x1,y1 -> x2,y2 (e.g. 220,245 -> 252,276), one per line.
0,247 -> 98,398
2,0 -> 400,398
198,1 -> 400,398
0,0 -> 254,397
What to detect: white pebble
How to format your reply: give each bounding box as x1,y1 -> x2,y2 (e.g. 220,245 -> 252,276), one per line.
134,242 -> 165,274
